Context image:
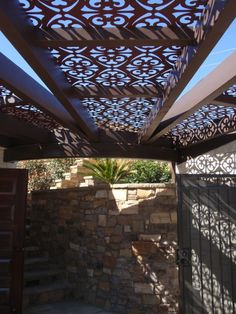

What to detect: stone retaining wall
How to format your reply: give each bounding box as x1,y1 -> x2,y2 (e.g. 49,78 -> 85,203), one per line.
31,183 -> 179,313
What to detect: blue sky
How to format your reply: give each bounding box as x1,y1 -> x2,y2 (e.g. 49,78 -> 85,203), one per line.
0,19 -> 235,97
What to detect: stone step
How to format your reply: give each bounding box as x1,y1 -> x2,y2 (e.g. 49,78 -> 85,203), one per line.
24,256 -> 49,271
23,281 -> 73,308
24,269 -> 64,286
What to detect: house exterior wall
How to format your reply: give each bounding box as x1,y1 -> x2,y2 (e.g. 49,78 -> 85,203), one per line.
0,147 -> 16,168
31,183 -> 179,314
176,140 -> 236,174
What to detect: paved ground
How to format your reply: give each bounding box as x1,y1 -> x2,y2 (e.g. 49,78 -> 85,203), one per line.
24,300 -> 114,314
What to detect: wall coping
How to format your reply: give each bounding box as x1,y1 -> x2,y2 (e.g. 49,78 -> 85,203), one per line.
32,182 -> 176,195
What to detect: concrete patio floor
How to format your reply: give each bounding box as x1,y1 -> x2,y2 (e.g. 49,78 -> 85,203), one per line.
23,300 -> 114,314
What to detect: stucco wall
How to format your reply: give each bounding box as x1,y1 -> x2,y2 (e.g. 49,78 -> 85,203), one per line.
176,140 -> 236,174
0,147 -> 16,168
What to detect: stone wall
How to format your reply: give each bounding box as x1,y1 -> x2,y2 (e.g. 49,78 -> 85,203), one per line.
31,183 -> 179,313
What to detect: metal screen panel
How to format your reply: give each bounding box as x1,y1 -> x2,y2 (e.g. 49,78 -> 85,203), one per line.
177,175 -> 236,314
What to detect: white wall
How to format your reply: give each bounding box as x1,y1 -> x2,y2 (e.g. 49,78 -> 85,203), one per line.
176,140 -> 236,175
0,147 -> 17,168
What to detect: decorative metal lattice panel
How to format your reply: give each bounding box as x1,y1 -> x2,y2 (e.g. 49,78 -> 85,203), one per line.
50,45 -> 181,97
0,85 -> 22,106
18,0 -> 207,28
177,174 -> 236,314
17,0 -> 210,132
168,103 -> 236,147
0,85 -> 59,131
82,97 -> 157,131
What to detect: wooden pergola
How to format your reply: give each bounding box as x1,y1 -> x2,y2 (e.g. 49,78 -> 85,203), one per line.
0,0 -> 235,162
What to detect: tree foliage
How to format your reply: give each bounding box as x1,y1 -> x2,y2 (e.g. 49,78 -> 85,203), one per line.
18,158 -> 76,191
82,158 -> 132,184
127,160 -> 171,183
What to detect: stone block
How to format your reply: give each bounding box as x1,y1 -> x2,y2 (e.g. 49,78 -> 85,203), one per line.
156,187 -> 176,196
139,234 -> 162,242
98,215 -> 107,227
69,242 -> 80,251
128,190 -> 137,195
95,190 -> 108,198
103,267 -> 112,275
132,220 -> 144,232
132,241 -> 157,256
120,248 -> 132,257
137,189 -> 155,199
124,225 -> 131,232
107,216 -> 117,227
150,213 -> 171,224
170,211 -> 177,223
134,283 -> 154,294
110,235 -> 122,244
99,281 -> 110,291
103,255 -> 116,268
143,295 -> 161,305
117,201 -> 139,214
109,189 -> 127,201
67,266 -> 78,273
87,269 -> 94,277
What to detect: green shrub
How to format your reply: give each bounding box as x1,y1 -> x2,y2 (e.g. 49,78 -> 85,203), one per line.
18,158 -> 76,191
82,158 -> 132,184
127,160 -> 171,183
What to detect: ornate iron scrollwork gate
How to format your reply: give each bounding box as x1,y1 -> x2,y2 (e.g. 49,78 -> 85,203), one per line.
177,175 -> 236,314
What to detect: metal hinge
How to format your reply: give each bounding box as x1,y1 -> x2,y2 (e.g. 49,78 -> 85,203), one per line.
176,248 -> 191,266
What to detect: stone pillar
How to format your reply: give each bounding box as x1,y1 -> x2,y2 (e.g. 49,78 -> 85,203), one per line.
0,147 -> 17,168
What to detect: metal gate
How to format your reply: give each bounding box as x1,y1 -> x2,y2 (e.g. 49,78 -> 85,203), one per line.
177,175 -> 236,314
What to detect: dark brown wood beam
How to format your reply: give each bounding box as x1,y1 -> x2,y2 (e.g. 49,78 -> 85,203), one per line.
212,94 -> 236,107
0,53 -> 78,132
36,26 -> 195,48
4,142 -> 179,162
139,0 -> 236,143
0,1 -> 98,141
0,112 -> 55,144
179,134 -> 236,161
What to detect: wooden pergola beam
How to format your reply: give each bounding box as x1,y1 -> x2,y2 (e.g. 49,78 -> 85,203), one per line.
149,52 -> 236,142
4,142 -> 180,162
212,94 -> 236,107
0,53 -> 79,132
139,0 -> 236,143
36,26 -> 195,48
0,112 -> 55,144
0,1 -> 98,141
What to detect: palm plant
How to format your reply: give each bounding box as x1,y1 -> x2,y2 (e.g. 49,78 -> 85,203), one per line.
82,158 -> 132,184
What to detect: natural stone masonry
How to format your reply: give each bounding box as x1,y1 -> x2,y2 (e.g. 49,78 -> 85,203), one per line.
31,183 -> 178,314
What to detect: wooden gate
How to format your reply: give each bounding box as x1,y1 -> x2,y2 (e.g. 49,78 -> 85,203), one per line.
0,169 -> 27,314
177,175 -> 236,314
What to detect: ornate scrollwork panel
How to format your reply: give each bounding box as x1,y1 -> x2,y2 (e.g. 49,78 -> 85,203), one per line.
0,85 -> 22,106
0,85 -> 59,131
81,97 -> 157,131
50,45 -> 181,97
19,0 -> 207,28
169,104 -> 236,147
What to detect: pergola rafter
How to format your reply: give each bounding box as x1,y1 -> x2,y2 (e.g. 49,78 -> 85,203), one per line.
35,26 -> 195,48
0,112 -> 55,144
0,53 -> 80,133
0,0 -> 235,162
139,0 -> 236,143
150,52 -> 236,142
0,1 -> 98,141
